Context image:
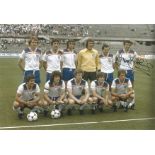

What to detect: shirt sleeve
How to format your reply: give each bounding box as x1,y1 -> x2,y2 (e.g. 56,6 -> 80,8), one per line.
61,81 -> 65,90
19,50 -> 25,59
115,51 -> 119,62
42,53 -> 47,61
85,81 -> 89,90
112,54 -> 116,63
67,80 -> 72,90
111,79 -> 116,89
36,84 -> 40,93
134,51 -> 139,58
90,81 -> 96,91
128,79 -> 132,88
17,84 -> 24,94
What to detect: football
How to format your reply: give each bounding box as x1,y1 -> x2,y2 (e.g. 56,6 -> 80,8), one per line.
51,109 -> 61,119
27,112 -> 38,121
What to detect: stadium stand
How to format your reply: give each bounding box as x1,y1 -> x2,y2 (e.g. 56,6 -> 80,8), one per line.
0,24 -> 154,54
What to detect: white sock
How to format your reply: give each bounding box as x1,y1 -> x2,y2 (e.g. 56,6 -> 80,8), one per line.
128,99 -> 135,108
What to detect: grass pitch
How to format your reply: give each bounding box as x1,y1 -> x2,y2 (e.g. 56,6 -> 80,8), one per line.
0,58 -> 155,130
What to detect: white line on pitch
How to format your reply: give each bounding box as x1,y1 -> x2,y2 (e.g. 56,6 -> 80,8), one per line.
0,117 -> 155,129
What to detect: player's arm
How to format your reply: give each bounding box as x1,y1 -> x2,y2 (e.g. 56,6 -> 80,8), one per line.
42,61 -> 47,71
67,81 -> 80,103
81,82 -> 90,103
44,92 -> 53,104
42,53 -> 47,71
125,87 -> 134,97
18,58 -> 24,72
43,83 -> 53,104
58,90 -> 65,103
67,88 -> 80,103
75,53 -> 78,68
91,81 -> 103,100
114,52 -> 120,70
96,52 -> 100,71
29,92 -> 41,104
126,79 -> 134,97
111,88 -> 120,97
81,88 -> 89,103
58,82 -> 66,102
92,90 -> 103,100
104,86 -> 110,105
77,52 -> 81,70
15,93 -> 27,104
39,60 -> 42,69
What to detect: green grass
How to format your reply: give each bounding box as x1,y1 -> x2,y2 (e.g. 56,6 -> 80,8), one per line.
0,58 -> 155,130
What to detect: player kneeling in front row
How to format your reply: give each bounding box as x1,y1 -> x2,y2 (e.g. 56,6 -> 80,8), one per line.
43,71 -> 67,117
90,72 -> 114,114
67,69 -> 90,115
111,69 -> 135,112
13,75 -> 42,120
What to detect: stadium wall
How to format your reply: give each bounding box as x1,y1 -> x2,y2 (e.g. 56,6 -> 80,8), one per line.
0,53 -> 155,59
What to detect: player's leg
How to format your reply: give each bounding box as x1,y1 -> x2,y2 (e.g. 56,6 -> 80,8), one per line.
111,96 -> 120,112
79,95 -> 88,115
55,98 -> 68,116
13,101 -> 25,119
46,72 -> 52,82
67,98 -> 75,115
128,92 -> 135,109
106,72 -> 114,91
88,96 -> 97,114
34,70 -> 41,85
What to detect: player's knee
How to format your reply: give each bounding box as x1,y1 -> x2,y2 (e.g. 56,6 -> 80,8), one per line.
68,99 -> 75,105
92,97 -> 98,103
63,98 -> 68,104
88,97 -> 93,104
13,101 -> 19,108
43,100 -> 49,106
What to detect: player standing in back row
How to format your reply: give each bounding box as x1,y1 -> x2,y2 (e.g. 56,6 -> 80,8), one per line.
99,43 -> 115,90
77,38 -> 100,82
61,40 -> 77,85
18,36 -> 42,85
42,39 -> 62,82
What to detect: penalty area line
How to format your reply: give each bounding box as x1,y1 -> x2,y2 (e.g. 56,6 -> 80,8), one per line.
0,117 -> 155,129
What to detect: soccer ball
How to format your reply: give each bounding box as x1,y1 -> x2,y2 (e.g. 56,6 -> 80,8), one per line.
27,112 -> 38,121
51,109 -> 61,119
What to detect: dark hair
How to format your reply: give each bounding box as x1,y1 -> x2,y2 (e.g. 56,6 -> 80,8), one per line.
49,71 -> 62,85
67,39 -> 75,48
74,69 -> 83,76
96,72 -> 106,79
123,40 -> 133,45
25,74 -> 35,83
118,69 -> 126,77
86,38 -> 94,48
28,36 -> 38,45
51,39 -> 60,45
102,43 -> 109,50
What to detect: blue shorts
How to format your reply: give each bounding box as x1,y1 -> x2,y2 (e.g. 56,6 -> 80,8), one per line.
75,95 -> 81,99
126,70 -> 134,82
62,68 -> 75,81
24,70 -> 40,85
46,72 -> 52,82
105,72 -> 113,85
49,96 -> 59,101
